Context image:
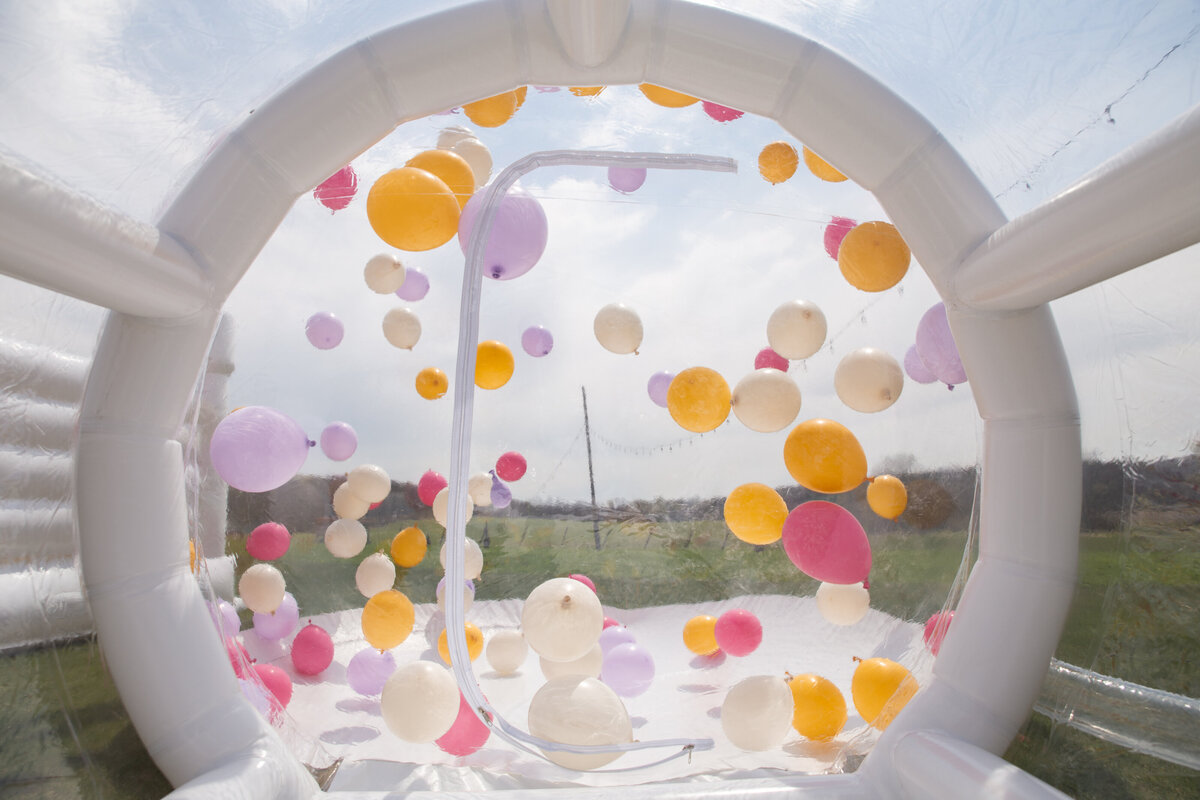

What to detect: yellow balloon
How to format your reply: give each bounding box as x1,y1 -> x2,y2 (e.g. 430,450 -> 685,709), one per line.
788,674 -> 847,741
438,622 -> 484,664
783,419 -> 867,493
638,83 -> 699,108
802,146 -> 848,183
475,341 -> 514,390
362,589 -> 415,651
367,167 -> 460,252
682,615 -> 719,656
415,367 -> 448,400
406,149 -> 475,209
758,141 -> 798,184
667,367 -> 731,433
838,221 -> 911,292
867,475 -> 908,520
851,657 -> 918,730
514,85 -> 528,109
463,90 -> 519,127
569,86 -> 605,97
390,526 -> 427,568
723,483 -> 788,545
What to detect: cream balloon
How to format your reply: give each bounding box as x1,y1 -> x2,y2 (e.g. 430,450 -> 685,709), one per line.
767,300 -> 827,360
834,347 -> 904,413
346,464 -> 391,504
238,563 -> 286,614
593,303 -> 643,355
436,126 -> 475,150
467,472 -> 493,506
721,675 -> 794,751
540,643 -> 603,680
451,138 -> 492,189
486,629 -> 528,675
436,579 -> 475,613
364,253 -> 406,294
325,518 -> 367,558
356,552 -> 397,598
332,481 -> 370,520
816,581 -> 871,626
432,486 -> 475,529
382,307 -> 422,350
521,577 -> 603,663
380,661 -> 460,743
731,368 -> 802,433
527,676 -> 632,770
439,535 -> 483,581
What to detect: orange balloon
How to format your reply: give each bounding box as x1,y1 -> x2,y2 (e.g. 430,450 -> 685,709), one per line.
667,367 -> 731,433
682,615 -> 719,655
390,526 -> 427,568
463,90 -> 519,127
361,589 -> 415,650
367,167 -> 460,251
759,142 -> 798,184
189,540 -> 197,573
838,221 -> 911,292
475,341 -> 514,390
867,475 -> 908,520
783,419 -> 867,493
788,674 -> 847,740
851,657 -> 918,730
638,83 -> 699,108
514,85 -> 528,109
438,622 -> 484,664
569,86 -> 605,97
416,367 -> 448,400
406,149 -> 475,209
802,146 -> 848,183
724,483 -> 788,545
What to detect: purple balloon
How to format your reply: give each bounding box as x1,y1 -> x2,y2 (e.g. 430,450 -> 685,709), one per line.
210,406 -> 311,493
305,312 -> 343,350
490,473 -> 512,509
608,167 -> 647,194
600,642 -> 655,697
320,421 -> 358,461
647,371 -> 674,408
252,592 -> 299,642
395,267 -> 430,301
915,303 -> 967,386
598,625 -> 636,655
347,647 -> 397,696
208,600 -> 241,638
458,186 -> 549,281
904,344 -> 937,384
521,325 -> 554,357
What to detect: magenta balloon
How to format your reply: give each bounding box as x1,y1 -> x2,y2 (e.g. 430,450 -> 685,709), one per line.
320,421 -> 358,461
714,609 -> 762,657
754,347 -> 788,372
702,101 -> 744,122
305,312 -> 343,350
458,186 -> 549,281
490,473 -> 512,509
418,470 -> 448,506
598,625 -> 636,655
495,451 -> 527,481
567,573 -> 596,594
915,303 -> 967,386
647,371 -> 674,408
313,165 -> 357,212
291,623 -> 334,676
436,691 -> 491,756
252,592 -> 299,642
600,642 -> 655,697
823,216 -> 856,260
347,647 -> 396,696
247,522 -> 291,561
521,325 -> 554,357
608,166 -> 647,194
923,611 -> 955,656
781,501 -> 871,584
395,267 -> 430,301
904,344 -> 938,384
210,406 -> 311,493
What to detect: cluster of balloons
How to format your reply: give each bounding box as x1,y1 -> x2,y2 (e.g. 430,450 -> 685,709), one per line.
681,608 -> 762,658
758,142 -> 848,185
632,83 -> 743,122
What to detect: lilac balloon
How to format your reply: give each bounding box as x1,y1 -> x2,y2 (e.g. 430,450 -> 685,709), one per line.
208,600 -> 241,638
305,312 -> 343,350
458,186 -> 549,281
490,473 -> 512,509
647,371 -> 674,408
320,422 -> 358,461
347,647 -> 397,696
598,625 -> 636,655
395,267 -> 430,301
915,303 -> 968,386
521,325 -> 554,357
600,642 -> 655,697
210,406 -> 311,493
252,592 -> 299,641
608,167 -> 647,194
904,344 -> 938,384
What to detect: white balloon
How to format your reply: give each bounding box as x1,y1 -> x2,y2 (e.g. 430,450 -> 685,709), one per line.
731,368 -> 802,433
522,577 -> 603,663
356,552 -> 397,598
834,347 -> 904,413
238,563 -> 286,614
325,518 -> 367,558
816,581 -> 871,626
364,253 -> 406,294
346,464 -> 391,504
436,125 -> 475,150
332,481 -> 369,520
767,300 -> 827,360
439,536 -> 483,581
382,307 -> 422,350
540,643 -> 603,680
436,578 -> 475,613
433,486 -> 475,530
721,675 -> 794,751
527,676 -> 632,770
593,303 -> 643,355
468,472 -> 493,506
451,138 -> 492,188
381,661 -> 460,743
486,629 -> 528,675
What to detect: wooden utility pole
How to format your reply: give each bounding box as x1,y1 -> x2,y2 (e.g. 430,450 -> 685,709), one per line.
581,386 -> 601,550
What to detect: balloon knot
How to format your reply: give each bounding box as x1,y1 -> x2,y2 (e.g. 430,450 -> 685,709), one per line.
946,384 -> 955,391
862,580 -> 870,590
308,439 -> 317,448
852,655 -> 863,663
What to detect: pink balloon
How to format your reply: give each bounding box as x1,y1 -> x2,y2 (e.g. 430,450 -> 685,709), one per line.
924,611 -> 955,655
702,101 -> 744,122
904,344 -> 938,384
291,623 -> 334,676
436,692 -> 491,756
252,663 -> 293,720
320,422 -> 358,461
647,371 -> 674,408
210,406 -> 311,493
521,325 -> 554,357
458,186 -> 549,281
824,216 -> 856,260
781,501 -> 871,584
598,625 -> 635,655
568,573 -> 596,594
225,637 -> 252,679
347,647 -> 396,696
253,592 -> 299,642
305,311 -> 344,349
754,347 -> 788,372
313,165 -> 357,212
602,616 -> 621,630
495,452 -> 527,482
601,642 -> 655,697
395,267 -> 430,301
247,522 -> 291,561
418,470 -> 448,506
608,167 -> 647,194
915,303 -> 967,386
714,609 -> 761,657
